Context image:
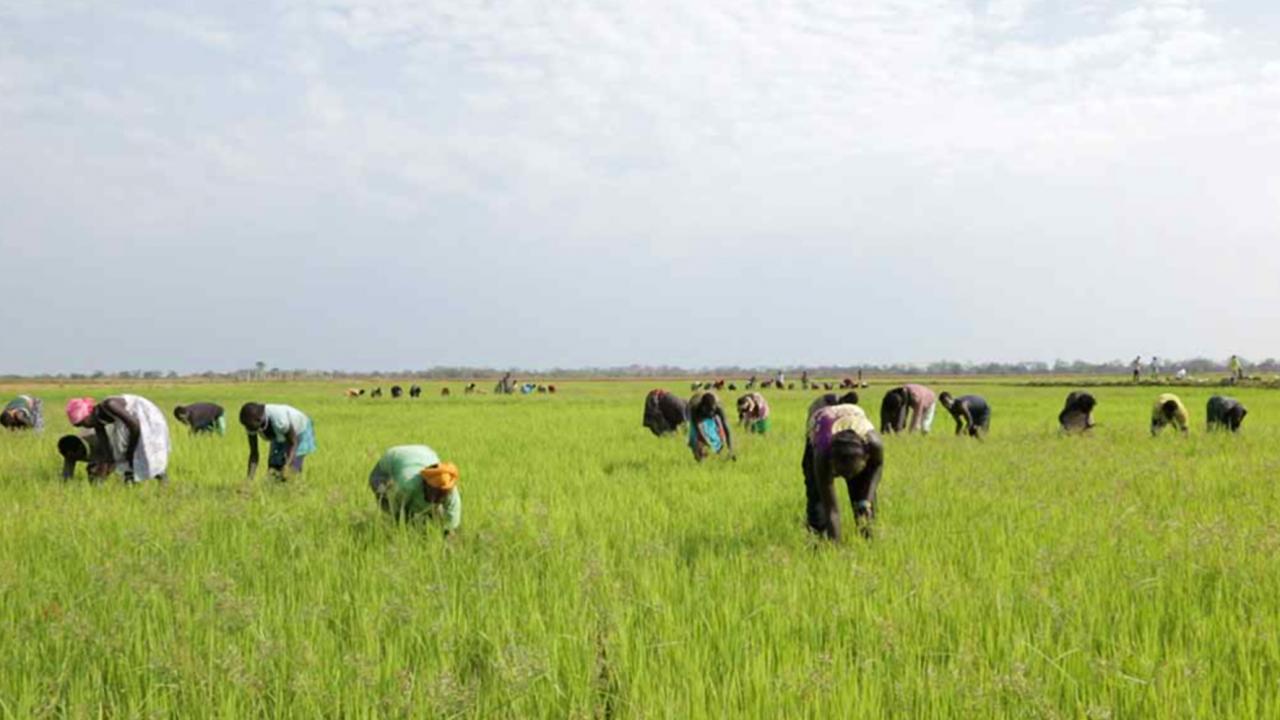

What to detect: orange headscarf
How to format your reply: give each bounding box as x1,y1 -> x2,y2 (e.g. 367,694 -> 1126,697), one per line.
420,462 -> 459,492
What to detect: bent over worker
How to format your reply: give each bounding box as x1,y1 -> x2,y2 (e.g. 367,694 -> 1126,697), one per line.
1151,393 -> 1190,436
803,403 -> 884,541
368,445 -> 461,537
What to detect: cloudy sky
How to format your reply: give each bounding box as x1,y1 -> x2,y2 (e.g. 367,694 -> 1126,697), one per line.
2,0 -> 1278,374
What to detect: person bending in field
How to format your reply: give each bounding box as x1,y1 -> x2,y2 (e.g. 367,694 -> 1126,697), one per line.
1,394 -> 44,431
1206,395 -> 1248,432
174,403 -> 226,435
1151,393 -> 1189,436
803,402 -> 884,541
801,391 -> 862,528
57,432 -> 114,481
643,389 -> 687,437
240,402 -> 317,480
66,395 -> 170,483
369,445 -> 461,537
880,384 -> 936,434
1058,391 -> 1097,433
736,392 -> 771,434
687,391 -> 734,461
939,392 -> 990,438
879,388 -> 907,433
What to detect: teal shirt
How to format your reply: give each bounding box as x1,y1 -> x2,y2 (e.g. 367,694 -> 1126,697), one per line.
4,395 -> 32,414
371,445 -> 461,529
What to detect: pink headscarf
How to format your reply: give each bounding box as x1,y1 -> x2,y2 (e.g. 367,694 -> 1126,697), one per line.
66,397 -> 96,426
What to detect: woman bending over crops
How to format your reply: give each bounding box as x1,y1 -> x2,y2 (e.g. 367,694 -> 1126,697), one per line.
1058,391 -> 1097,433
687,391 -> 734,461
939,392 -> 990,438
66,395 -> 170,482
803,402 -> 883,541
1206,396 -> 1247,432
240,402 -> 317,480
174,403 -> 226,435
1151,393 -> 1189,436
736,392 -> 771,434
1,395 -> 43,431
880,384 -> 936,434
57,432 -> 114,480
643,389 -> 687,436
368,445 -> 461,537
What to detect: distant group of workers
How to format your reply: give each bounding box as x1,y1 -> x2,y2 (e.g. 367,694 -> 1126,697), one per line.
2,394 -> 460,536
0,377 -> 1258,545
1132,355 -> 1248,383
641,384 -> 1253,542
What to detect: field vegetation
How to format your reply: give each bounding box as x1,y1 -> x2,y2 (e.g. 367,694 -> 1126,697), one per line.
1,380 -> 1277,717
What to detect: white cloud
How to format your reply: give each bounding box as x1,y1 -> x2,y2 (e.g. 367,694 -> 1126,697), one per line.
132,9 -> 239,52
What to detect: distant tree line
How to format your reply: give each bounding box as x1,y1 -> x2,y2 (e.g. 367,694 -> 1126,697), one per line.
3,357 -> 1277,382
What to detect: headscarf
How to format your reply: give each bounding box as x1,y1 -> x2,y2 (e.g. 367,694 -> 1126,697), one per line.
420,462 -> 459,492
66,397 -> 96,426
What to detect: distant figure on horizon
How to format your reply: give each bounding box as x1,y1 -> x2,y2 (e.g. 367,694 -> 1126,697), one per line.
643,389 -> 687,436
802,402 -> 883,541
775,369 -> 785,388
687,391 -> 734,462
1206,396 -> 1247,432
1058,391 -> 1097,433
1229,355 -> 1244,382
801,370 -> 809,389
495,373 -> 515,395
368,445 -> 461,537
1150,356 -> 1160,379
1,394 -> 43,431
240,402 -> 316,480
1132,356 -> 1142,382
939,392 -> 991,438
173,403 -> 226,435
1151,393 -> 1189,436
66,395 -> 169,483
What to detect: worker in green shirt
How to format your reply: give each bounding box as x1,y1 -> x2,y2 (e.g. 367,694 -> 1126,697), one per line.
1,395 -> 43,431
368,445 -> 461,536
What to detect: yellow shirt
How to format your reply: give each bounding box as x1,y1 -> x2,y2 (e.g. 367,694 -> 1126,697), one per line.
1152,393 -> 1189,430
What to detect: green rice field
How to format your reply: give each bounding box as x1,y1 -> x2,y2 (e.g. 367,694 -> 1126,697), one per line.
1,379 -> 1278,718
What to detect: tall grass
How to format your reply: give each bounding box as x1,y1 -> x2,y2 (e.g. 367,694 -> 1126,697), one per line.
1,381 -> 1277,717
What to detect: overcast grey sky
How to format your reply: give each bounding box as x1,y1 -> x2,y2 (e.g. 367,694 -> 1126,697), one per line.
2,0 -> 1278,374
